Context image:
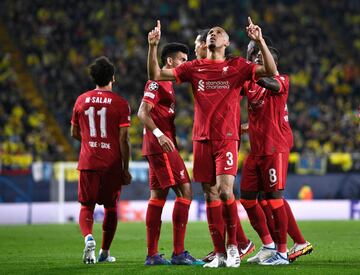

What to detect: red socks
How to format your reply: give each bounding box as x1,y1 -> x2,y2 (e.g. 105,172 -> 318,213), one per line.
283,199 -> 306,244
223,196 -> 238,246
172,197 -> 191,255
79,204 -> 95,237
268,199 -> 288,253
236,215 -> 250,249
101,206 -> 118,250
146,199 -> 165,256
259,199 -> 277,243
240,199 -> 273,245
206,200 -> 226,253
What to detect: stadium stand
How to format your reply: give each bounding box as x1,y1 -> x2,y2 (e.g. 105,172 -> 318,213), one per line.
0,0 -> 359,172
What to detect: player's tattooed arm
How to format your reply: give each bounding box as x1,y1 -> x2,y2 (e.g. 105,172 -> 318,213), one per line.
147,20 -> 176,81
256,77 -> 281,93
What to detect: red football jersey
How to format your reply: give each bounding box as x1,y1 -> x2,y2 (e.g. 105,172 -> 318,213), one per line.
141,80 -> 177,156
71,89 -> 131,170
243,74 -> 293,155
173,57 -> 256,141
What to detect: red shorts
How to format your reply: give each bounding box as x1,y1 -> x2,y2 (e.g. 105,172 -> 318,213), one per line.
240,152 -> 289,193
193,140 -> 239,183
146,149 -> 190,190
78,169 -> 122,207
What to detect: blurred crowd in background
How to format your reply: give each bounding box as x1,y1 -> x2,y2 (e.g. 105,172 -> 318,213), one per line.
0,0 -> 359,172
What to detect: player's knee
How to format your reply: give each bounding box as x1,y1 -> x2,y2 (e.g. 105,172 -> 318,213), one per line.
183,190 -> 193,201
240,198 -> 257,209
174,183 -> 193,200
150,189 -> 168,200
240,190 -> 258,200
203,191 -> 220,203
81,203 -> 95,210
104,205 -> 117,213
264,190 -> 283,200
219,189 -> 232,201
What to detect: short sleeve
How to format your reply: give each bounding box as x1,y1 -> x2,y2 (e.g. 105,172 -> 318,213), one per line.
241,81 -> 250,96
173,61 -> 193,84
142,81 -> 160,106
274,75 -> 289,94
71,97 -> 80,126
235,57 -> 257,83
119,102 -> 131,127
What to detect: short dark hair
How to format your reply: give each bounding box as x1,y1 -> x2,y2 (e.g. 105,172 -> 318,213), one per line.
160,43 -> 189,66
197,29 -> 210,43
89,56 -> 115,87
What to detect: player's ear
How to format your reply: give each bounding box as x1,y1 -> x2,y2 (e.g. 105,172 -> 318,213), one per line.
112,75 -> 115,83
167,56 -> 173,66
201,41 -> 207,49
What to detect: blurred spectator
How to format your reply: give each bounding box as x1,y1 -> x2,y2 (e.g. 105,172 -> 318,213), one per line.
0,50 -> 62,173
0,0 -> 359,165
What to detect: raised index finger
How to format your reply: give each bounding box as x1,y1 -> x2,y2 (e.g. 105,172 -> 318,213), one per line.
157,20 -> 161,30
248,17 -> 253,25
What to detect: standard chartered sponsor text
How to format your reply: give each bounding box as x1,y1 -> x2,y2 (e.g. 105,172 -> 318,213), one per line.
205,81 -> 230,89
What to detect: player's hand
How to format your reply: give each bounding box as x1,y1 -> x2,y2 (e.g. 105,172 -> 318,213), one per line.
122,170 -> 132,185
241,123 -> 249,135
246,17 -> 263,42
148,20 -> 161,46
157,135 -> 175,152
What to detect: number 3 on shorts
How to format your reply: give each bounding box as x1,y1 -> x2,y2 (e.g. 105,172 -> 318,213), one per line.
269,168 -> 277,184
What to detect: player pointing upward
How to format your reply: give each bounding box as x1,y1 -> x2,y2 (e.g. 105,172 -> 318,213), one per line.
147,18 -> 277,268
138,43 -> 203,266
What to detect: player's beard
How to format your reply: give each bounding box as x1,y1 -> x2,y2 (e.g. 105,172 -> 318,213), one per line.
208,43 -> 216,51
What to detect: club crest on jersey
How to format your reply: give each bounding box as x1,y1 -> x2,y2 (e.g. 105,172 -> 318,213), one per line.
180,170 -> 185,179
148,81 -> 159,91
222,66 -> 229,75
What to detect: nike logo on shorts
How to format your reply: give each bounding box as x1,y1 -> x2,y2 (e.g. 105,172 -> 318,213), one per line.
224,167 -> 232,170
269,182 -> 277,187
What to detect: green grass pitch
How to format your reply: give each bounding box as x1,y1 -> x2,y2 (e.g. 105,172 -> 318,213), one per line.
0,221 -> 359,274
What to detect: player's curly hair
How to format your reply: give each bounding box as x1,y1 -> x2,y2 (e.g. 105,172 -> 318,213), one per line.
89,56 -> 115,87
160,43 -> 189,66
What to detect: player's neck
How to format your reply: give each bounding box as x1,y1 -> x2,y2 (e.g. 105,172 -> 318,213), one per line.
96,84 -> 112,92
207,49 -> 225,61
